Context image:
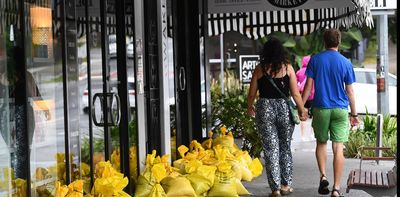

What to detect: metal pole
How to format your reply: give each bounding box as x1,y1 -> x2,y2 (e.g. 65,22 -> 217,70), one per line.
115,0 -> 131,192
156,0 -> 171,157
376,114 -> 383,164
220,34 -> 224,94
84,0 -> 94,188
376,14 -> 389,115
133,0 -> 147,173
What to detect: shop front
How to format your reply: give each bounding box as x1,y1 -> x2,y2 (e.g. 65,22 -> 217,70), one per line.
0,0 -> 150,195
0,0 -> 373,196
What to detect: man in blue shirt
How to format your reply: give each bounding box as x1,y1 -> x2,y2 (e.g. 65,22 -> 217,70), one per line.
301,28 -> 360,197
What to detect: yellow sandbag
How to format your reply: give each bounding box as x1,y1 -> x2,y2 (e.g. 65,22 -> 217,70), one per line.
185,160 -> 202,174
152,163 -> 167,183
241,151 -> 253,166
213,132 -> 234,151
161,176 -> 197,197
249,158 -> 263,178
201,150 -> 218,165
196,165 -> 217,184
130,146 -> 138,179
172,159 -> 188,174
207,171 -> 238,197
177,145 -> 189,158
235,178 -> 250,196
189,140 -> 205,152
201,138 -> 212,150
201,131 -> 213,149
240,164 -> 253,182
201,157 -> 219,166
186,165 -> 217,196
213,145 -> 227,161
146,150 -> 158,167
229,160 -> 243,180
134,169 -> 156,197
148,184 -> 167,197
94,176 -> 129,197
186,173 -> 211,196
55,181 -> 68,197
235,151 -> 254,181
196,150 -> 211,161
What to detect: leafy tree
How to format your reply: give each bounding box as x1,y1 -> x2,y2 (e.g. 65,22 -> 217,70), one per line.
260,28 -> 363,69
388,11 -> 397,43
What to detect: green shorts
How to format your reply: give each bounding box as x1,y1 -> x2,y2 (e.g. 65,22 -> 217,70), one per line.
312,108 -> 349,143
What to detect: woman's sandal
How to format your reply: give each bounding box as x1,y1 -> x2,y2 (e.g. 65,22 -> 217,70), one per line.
331,188 -> 344,197
280,187 -> 294,195
318,175 -> 330,195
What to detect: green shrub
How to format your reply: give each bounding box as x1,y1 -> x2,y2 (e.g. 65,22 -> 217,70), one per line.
210,71 -> 262,158
344,113 -> 397,158
81,137 -> 104,164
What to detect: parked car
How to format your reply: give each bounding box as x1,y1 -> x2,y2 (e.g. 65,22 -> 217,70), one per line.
127,42 -> 134,58
352,67 -> 397,115
82,77 -> 136,113
108,34 -> 117,58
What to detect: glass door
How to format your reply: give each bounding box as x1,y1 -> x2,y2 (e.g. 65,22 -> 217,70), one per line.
0,0 -> 137,195
0,2 -> 37,196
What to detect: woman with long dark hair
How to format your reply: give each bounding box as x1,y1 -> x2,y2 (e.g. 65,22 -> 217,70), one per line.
247,38 -> 307,197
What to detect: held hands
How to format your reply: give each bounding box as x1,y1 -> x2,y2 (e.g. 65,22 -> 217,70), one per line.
298,108 -> 308,121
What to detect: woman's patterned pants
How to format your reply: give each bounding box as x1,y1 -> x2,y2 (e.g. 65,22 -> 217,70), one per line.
255,98 -> 295,192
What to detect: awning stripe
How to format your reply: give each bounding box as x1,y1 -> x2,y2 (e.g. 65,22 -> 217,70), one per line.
187,0 -> 373,40
1,1 -> 373,41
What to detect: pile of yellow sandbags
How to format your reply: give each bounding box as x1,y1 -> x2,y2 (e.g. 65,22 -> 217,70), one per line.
135,127 -> 263,197
0,168 -> 27,197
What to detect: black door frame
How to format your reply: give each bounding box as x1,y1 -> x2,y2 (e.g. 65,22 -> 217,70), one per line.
172,0 -> 203,148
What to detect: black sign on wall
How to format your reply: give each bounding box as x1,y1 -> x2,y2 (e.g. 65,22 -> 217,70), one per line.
239,55 -> 259,84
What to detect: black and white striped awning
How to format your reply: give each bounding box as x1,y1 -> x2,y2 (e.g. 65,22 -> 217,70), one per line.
2,0 -> 372,40
209,0 -> 373,39
76,16 -> 134,37
0,1 -> 134,38
168,0 -> 373,39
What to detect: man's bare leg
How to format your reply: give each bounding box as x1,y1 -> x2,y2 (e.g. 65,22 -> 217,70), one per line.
316,141 -> 328,177
331,142 -> 344,193
316,141 -> 330,194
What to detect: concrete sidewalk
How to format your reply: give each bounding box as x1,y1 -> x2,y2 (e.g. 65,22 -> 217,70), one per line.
243,140 -> 396,197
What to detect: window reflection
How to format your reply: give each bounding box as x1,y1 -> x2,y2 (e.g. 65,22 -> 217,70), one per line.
27,1 -> 67,196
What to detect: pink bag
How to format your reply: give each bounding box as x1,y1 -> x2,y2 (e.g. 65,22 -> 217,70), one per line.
299,78 -> 314,101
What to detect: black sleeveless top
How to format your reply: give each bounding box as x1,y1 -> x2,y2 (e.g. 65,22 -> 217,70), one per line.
257,74 -> 290,98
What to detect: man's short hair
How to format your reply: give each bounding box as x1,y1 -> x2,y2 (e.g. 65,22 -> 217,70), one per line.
323,28 -> 341,48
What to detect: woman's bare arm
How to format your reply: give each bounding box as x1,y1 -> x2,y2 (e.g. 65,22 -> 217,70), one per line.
247,65 -> 262,117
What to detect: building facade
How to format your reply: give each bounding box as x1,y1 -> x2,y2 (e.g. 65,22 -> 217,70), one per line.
0,0 -> 373,196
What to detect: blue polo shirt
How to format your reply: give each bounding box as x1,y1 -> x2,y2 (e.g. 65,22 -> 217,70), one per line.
305,50 -> 356,109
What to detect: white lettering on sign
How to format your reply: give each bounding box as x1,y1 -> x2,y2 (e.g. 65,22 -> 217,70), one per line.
239,55 -> 259,84
370,0 -> 397,10
242,60 -> 258,70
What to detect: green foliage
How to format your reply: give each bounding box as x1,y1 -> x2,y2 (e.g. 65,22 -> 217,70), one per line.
80,116 -> 137,164
345,128 -> 375,158
361,110 -> 377,138
261,28 -> 363,70
382,114 -> 397,137
388,12 -> 397,43
210,71 -> 262,158
110,117 -> 137,148
344,113 -> 397,158
81,137 -> 104,164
